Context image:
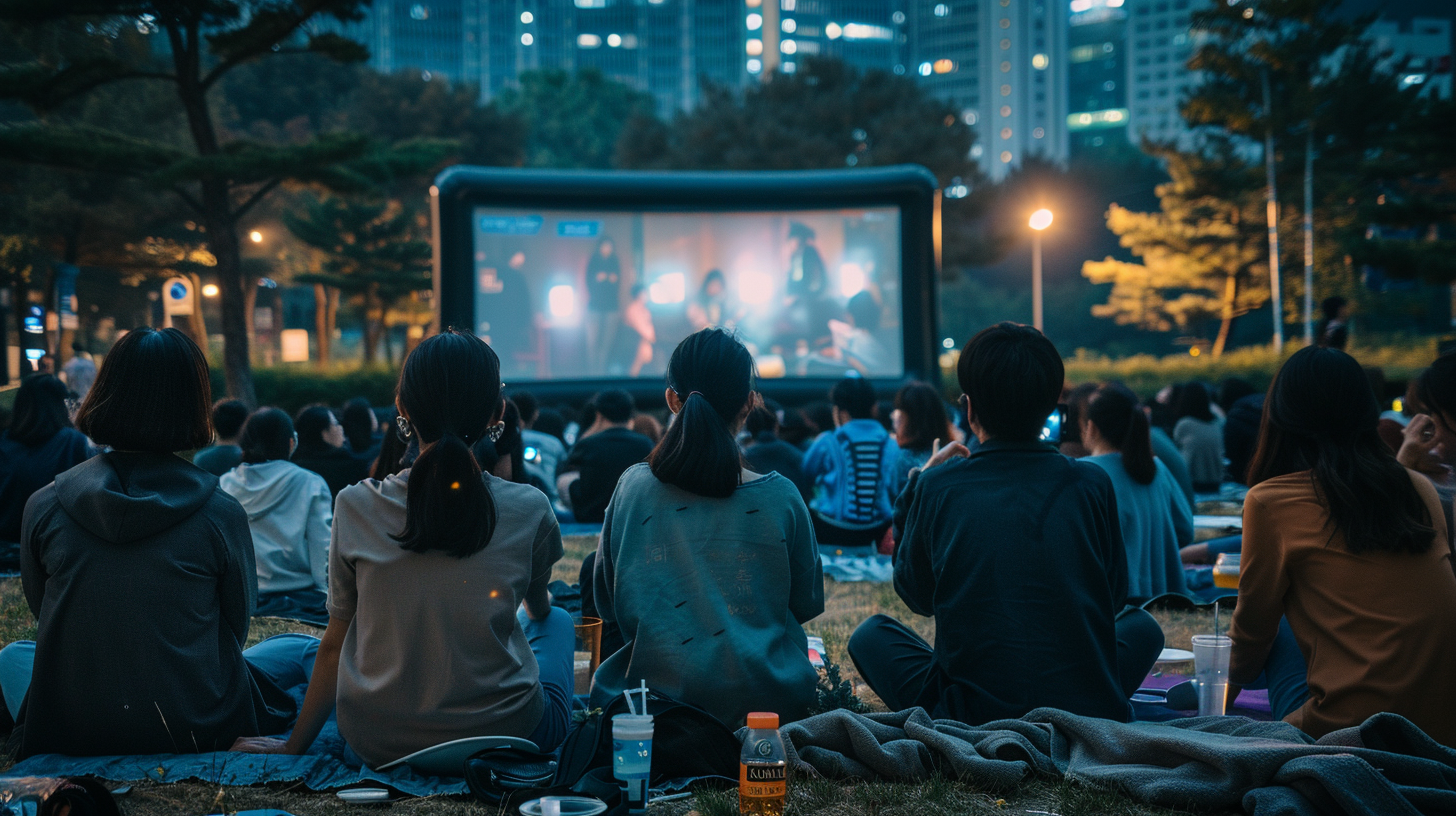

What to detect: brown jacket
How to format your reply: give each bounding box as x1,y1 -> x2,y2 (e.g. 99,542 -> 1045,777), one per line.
1230,469 -> 1456,744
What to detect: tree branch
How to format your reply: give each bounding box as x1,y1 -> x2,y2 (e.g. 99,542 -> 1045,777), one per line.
232,178 -> 283,221
171,185 -> 205,215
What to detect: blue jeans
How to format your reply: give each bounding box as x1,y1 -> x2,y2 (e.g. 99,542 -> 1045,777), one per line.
0,632 -> 320,721
522,606 -> 577,752
1204,534 -> 1243,557
1246,618 -> 1310,721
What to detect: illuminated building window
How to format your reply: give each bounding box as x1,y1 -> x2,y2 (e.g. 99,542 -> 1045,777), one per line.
746,39 -> 763,55
1032,53 -> 1049,69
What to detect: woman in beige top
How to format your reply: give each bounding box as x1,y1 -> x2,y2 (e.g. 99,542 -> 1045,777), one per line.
232,331 -> 573,767
1230,346 -> 1456,745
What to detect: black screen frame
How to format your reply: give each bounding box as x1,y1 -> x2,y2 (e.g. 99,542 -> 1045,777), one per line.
432,165 -> 940,406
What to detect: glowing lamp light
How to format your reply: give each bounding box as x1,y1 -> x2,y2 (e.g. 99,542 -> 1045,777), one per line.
746,13 -> 762,30
649,272 -> 686,304
1070,0 -> 1092,11
839,263 -> 866,298
943,337 -> 956,349
547,285 -> 577,320
738,270 -> 774,306
201,283 -> 220,298
249,230 -> 263,243
1029,209 -> 1054,231
825,22 -> 842,39
1189,346 -> 1202,357
607,33 -> 622,47
933,58 -> 955,74
747,39 -> 763,55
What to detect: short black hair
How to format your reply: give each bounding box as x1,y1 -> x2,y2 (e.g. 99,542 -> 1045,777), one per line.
8,374 -> 72,447
744,404 -> 779,437
830,376 -> 876,420
534,407 -> 567,442
956,322 -> 1063,442
511,390 -> 540,425
211,399 -> 250,440
593,389 -> 635,424
1321,296 -> 1347,319
75,327 -> 213,453
340,397 -> 376,452
240,407 -> 295,464
294,404 -> 337,446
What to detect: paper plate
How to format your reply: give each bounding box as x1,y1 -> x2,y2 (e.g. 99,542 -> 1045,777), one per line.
1156,648 -> 1195,663
519,796 -> 609,816
375,735 -> 539,777
336,788 -> 391,804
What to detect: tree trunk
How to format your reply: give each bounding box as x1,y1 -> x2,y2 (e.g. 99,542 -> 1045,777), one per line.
172,22 -> 254,405
1212,268 -> 1239,358
314,282 -> 331,369
204,184 -> 256,406
186,272 -> 208,354
362,283 -> 379,364
327,287 -> 339,364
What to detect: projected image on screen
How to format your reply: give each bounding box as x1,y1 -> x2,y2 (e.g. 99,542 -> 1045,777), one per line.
472,206 -> 902,381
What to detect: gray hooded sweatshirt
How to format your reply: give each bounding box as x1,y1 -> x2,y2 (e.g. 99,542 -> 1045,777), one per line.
15,451 -> 294,757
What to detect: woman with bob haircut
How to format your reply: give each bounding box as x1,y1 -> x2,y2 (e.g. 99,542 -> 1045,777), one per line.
590,328 -> 824,728
1229,346 -> 1456,744
232,330 -> 575,767
0,328 -> 299,758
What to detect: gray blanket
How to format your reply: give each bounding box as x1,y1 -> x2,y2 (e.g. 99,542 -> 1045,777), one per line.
775,707 -> 1456,815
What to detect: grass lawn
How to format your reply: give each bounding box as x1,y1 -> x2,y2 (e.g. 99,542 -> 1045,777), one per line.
0,535 -> 1225,816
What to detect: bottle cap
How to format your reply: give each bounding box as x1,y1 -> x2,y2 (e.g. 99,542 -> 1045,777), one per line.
746,712 -> 779,729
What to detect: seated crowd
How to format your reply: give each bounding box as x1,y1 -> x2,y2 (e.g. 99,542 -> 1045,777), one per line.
0,321 -> 1454,767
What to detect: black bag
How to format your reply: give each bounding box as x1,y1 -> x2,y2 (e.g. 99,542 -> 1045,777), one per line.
464,746 -> 559,806
554,690 -> 740,790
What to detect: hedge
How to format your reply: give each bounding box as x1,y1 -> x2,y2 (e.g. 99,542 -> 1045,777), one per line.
209,365 -> 401,414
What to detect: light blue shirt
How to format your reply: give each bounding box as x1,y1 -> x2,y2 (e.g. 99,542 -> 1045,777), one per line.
1084,453 -> 1193,600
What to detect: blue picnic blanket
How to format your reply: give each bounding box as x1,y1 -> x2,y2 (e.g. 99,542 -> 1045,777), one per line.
0,688 -> 466,796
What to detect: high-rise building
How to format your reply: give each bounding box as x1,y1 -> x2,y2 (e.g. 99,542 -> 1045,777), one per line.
1066,0 -> 1130,155
341,0 -> 744,115
1368,17 -> 1452,100
1122,0 -> 1199,147
906,0 -> 1069,181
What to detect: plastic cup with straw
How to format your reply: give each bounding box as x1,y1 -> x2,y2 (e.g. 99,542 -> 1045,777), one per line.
612,680 -> 654,814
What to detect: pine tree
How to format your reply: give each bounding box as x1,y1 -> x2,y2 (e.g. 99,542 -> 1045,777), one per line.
283,193 -> 430,366
0,1 -> 432,404
1082,139 -> 1269,356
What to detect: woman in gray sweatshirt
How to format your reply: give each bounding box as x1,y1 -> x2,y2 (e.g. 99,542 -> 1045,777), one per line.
590,329 -> 825,728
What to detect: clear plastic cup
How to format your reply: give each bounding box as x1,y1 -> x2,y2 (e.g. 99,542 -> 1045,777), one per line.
612,713 -> 653,814
1191,634 -> 1232,716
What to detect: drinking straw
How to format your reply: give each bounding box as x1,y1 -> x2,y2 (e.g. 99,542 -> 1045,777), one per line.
1214,600 -> 1221,641
636,680 -> 649,715
624,688 -> 637,716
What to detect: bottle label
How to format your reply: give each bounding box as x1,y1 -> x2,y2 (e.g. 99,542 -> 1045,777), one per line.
739,762 -> 786,800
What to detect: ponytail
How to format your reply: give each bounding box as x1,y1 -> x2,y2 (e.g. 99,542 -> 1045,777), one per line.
392,331 -> 502,558
1087,384 -> 1156,485
648,328 -> 754,498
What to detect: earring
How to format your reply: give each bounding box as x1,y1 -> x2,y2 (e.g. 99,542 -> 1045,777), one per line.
487,422 -> 505,443
395,415 -> 413,440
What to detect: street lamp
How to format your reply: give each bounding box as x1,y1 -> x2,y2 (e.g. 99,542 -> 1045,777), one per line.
1028,208 -> 1053,332
249,230 -> 263,243
201,283 -> 220,298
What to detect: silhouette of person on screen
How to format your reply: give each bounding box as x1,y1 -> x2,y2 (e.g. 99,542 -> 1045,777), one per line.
477,249 -> 532,376
586,237 -> 623,375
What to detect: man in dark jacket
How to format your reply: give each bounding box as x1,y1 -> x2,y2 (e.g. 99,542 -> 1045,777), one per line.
742,403 -> 815,505
848,322 -> 1164,726
557,390 -> 654,524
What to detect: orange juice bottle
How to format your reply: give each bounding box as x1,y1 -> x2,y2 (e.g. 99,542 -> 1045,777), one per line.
739,712 -> 786,815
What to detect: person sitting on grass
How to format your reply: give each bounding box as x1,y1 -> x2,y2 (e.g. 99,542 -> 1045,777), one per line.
556,390 -> 654,525
802,376 -> 900,552
590,328 -> 824,729
0,328 -> 298,757
1173,382 -> 1225,494
888,380 -> 959,499
848,322 -> 1164,725
1080,384 -> 1192,602
220,408 -> 333,626
1228,346 -> 1456,744
0,375 -> 93,571
192,398 -> 249,476
231,331 -> 575,767
291,403 -> 368,498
